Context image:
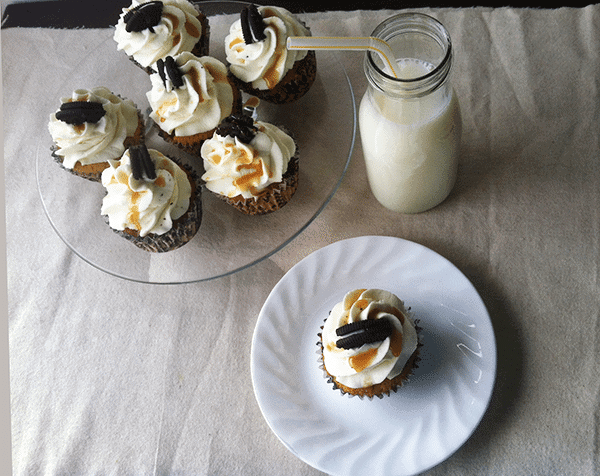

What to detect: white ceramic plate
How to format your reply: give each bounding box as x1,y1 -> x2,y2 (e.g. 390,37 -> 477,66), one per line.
251,236 -> 496,476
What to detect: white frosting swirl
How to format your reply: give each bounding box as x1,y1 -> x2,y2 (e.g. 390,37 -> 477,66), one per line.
114,0 -> 203,69
225,6 -> 310,90
101,148 -> 191,237
200,121 -> 295,199
48,87 -> 140,169
322,289 -> 418,389
147,52 -> 234,136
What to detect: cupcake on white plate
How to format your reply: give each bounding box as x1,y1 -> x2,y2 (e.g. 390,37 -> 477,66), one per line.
318,289 -> 422,399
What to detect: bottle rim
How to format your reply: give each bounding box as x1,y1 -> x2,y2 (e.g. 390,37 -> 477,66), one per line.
365,12 -> 453,97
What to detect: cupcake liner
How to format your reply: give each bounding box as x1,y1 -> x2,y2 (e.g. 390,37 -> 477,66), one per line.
103,161 -> 203,252
228,50 -> 317,105
51,108 -> 145,182
317,317 -> 423,400
194,9 -> 211,57
215,155 -> 299,215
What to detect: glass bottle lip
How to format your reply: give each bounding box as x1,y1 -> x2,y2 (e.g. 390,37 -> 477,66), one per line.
365,12 -> 453,98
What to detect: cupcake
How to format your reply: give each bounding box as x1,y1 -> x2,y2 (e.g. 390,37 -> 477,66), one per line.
225,4 -> 317,104
114,0 -> 210,74
100,144 -> 202,252
200,114 -> 299,215
48,87 -> 145,182
146,52 -> 242,157
318,289 -> 421,399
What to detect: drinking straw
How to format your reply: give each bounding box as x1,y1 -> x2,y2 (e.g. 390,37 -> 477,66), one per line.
287,36 -> 400,78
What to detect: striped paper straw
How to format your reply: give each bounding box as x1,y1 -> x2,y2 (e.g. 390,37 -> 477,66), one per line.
287,36 -> 400,78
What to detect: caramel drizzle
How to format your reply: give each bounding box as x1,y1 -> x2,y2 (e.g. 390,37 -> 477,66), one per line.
186,68 -> 203,102
184,19 -> 200,38
163,12 -> 178,28
234,158 -> 264,195
128,191 -> 143,231
260,7 -> 286,89
349,348 -> 378,373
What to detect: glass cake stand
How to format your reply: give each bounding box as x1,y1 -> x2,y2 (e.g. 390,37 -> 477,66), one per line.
37,1 -> 356,284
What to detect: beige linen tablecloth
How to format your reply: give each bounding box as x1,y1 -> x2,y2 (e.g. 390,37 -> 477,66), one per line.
4,6 -> 600,475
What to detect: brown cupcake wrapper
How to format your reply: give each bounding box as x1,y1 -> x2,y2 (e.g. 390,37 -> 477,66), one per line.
227,50 -> 317,105
103,160 -> 203,253
317,318 -> 423,400
194,9 -> 211,57
214,155 -> 299,215
51,108 -> 146,182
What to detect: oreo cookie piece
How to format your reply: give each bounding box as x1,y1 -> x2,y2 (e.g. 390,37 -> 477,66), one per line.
335,318 -> 393,349
55,101 -> 106,125
129,144 -> 157,181
216,114 -> 257,144
241,4 -> 266,44
157,56 -> 184,89
124,1 -> 163,33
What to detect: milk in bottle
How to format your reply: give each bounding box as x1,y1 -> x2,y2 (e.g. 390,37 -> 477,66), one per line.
359,13 -> 462,214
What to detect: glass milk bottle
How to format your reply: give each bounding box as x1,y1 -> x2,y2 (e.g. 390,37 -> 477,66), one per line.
359,13 -> 462,214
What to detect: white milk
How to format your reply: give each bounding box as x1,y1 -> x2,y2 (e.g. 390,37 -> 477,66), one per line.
359,58 -> 462,214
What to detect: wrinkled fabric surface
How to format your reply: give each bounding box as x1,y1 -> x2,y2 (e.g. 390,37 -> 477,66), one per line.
4,6 -> 600,475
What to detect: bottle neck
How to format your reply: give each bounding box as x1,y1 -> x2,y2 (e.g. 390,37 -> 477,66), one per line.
364,13 -> 453,99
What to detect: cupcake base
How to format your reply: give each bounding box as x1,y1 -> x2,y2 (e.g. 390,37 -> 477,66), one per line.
318,320 -> 422,400
227,50 -> 317,105
214,155 -> 299,215
104,161 -> 202,252
51,110 -> 145,182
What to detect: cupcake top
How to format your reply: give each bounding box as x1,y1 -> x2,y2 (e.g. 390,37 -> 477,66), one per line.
200,115 -> 295,199
322,289 -> 418,389
225,4 -> 310,90
101,145 -> 191,237
48,87 -> 140,169
146,53 -> 234,137
114,0 -> 203,69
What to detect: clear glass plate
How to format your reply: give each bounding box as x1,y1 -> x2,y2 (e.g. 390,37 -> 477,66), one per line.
251,236 -> 497,476
36,1 -> 356,284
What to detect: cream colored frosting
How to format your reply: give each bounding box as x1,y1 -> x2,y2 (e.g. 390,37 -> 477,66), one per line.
101,148 -> 191,237
225,6 -> 310,90
114,0 -> 203,69
146,52 -> 234,136
48,87 -> 140,169
322,289 -> 418,389
200,121 -> 295,199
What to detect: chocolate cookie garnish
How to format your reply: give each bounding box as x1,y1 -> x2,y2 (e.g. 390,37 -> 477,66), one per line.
336,318 -> 393,349
129,145 -> 157,181
55,101 -> 106,125
157,56 -> 184,89
156,58 -> 167,84
216,114 -> 257,143
241,4 -> 266,44
124,1 -> 163,33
